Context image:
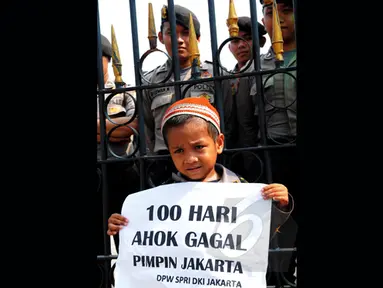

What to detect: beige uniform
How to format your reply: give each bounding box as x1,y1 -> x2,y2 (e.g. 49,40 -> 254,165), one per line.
142,60 -> 215,153
250,47 -> 297,141
97,80 -> 136,159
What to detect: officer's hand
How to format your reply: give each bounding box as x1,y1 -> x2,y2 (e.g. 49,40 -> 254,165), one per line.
97,134 -> 131,144
107,213 -> 129,236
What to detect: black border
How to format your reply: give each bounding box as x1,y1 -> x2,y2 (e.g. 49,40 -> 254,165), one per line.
2,0 -> 359,287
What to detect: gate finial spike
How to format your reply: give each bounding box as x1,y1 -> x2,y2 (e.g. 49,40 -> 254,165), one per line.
188,13 -> 201,79
269,0 -> 284,66
111,25 -> 124,87
226,0 -> 239,37
148,3 -> 157,49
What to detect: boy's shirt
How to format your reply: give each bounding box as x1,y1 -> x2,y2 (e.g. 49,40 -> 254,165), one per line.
168,163 -> 294,242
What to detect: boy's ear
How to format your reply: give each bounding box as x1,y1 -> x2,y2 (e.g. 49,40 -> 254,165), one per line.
216,133 -> 225,154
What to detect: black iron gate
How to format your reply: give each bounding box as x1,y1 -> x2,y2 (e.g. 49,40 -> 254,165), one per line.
97,0 -> 298,287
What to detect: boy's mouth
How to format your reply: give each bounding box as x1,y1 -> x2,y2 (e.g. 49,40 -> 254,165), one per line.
186,166 -> 202,172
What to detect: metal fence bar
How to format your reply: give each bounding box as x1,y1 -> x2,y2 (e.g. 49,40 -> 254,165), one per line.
207,0 -> 225,133
167,0 -> 182,101
128,0 -> 148,193
96,3 -> 112,288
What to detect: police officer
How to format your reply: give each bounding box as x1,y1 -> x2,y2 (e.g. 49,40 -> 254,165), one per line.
97,35 -> 138,160
251,0 -> 297,285
252,0 -> 297,143
142,5 -> 215,187
222,17 -> 267,183
96,34 -> 140,278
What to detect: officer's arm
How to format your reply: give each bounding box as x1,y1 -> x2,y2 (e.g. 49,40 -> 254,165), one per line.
97,117 -> 138,142
97,91 -> 138,142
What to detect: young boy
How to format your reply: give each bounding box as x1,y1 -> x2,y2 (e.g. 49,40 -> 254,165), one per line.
107,97 -> 294,241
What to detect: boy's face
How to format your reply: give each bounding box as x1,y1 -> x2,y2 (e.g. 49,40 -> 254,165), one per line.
262,3 -> 295,45
166,117 -> 224,181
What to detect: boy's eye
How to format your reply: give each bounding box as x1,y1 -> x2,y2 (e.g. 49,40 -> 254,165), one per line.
195,145 -> 204,150
174,148 -> 183,154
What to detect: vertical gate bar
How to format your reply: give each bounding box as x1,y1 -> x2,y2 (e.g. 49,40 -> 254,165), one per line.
167,0 -> 182,100
97,3 -> 107,162
207,0 -> 225,134
97,3 -> 111,287
129,0 -> 147,191
249,0 -> 272,183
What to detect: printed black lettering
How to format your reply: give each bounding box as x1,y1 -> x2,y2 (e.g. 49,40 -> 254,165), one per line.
131,231 -> 178,246
181,257 -> 243,273
188,206 -> 237,223
133,255 -> 177,268
184,232 -> 246,251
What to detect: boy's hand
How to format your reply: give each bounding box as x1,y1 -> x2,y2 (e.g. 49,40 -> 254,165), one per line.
262,183 -> 289,207
107,213 -> 129,236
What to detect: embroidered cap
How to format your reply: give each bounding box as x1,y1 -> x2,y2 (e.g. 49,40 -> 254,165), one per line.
161,97 -> 221,135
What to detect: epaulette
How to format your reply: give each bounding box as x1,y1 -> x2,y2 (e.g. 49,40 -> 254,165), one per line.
143,64 -> 161,77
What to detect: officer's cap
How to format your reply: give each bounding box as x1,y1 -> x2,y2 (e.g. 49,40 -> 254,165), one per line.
260,0 -> 293,7
237,16 -> 266,37
101,34 -> 112,59
160,5 -> 200,38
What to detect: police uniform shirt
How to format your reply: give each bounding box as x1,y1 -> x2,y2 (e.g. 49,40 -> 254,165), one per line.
249,47 -> 297,141
142,60 -> 215,153
97,80 -> 136,159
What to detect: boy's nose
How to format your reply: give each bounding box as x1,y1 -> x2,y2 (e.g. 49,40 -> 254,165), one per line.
184,154 -> 198,164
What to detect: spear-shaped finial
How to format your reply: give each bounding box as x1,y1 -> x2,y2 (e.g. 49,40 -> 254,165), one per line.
265,0 -> 284,65
226,0 -> 239,37
148,3 -> 157,49
188,13 -> 201,79
111,25 -> 124,87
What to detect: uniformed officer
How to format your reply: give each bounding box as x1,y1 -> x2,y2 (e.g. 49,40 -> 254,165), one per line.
222,17 -> 267,183
142,5 -> 215,186
96,34 -> 140,262
251,0 -> 297,285
97,34 -> 138,159
251,0 -> 296,144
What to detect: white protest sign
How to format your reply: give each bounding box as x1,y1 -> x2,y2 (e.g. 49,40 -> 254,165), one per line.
115,182 -> 271,288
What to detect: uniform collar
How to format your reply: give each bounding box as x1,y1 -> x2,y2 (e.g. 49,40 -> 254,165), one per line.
264,46 -> 296,66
